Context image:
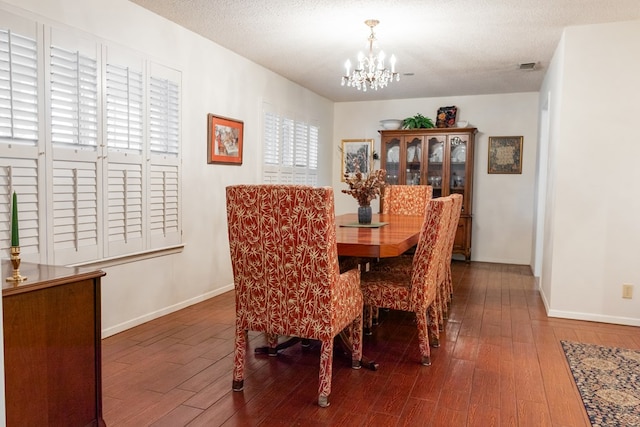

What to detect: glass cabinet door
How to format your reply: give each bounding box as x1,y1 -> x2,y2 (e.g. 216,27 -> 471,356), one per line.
427,136 -> 445,198
405,137 -> 422,185
449,135 -> 468,202
383,137 -> 401,184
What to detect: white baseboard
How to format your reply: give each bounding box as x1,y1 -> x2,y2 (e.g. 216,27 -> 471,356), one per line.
536,275 -> 639,327
545,309 -> 640,327
101,283 -> 235,338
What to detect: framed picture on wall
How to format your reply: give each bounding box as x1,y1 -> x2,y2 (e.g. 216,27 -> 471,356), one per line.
488,136 -> 523,174
341,138 -> 374,181
207,114 -> 244,165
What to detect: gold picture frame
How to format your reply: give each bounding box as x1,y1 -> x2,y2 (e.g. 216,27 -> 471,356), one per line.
488,136 -> 523,174
341,139 -> 374,181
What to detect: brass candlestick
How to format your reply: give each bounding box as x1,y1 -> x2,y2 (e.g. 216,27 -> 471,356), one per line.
6,246 -> 27,283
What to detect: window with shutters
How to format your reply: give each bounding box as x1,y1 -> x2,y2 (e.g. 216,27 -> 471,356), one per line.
262,103 -> 318,185
0,13 -> 182,265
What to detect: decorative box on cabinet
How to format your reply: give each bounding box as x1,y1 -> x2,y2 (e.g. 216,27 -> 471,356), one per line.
2,261 -> 106,426
380,127 -> 477,260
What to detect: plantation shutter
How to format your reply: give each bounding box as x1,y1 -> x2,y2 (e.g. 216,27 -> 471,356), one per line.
148,164 -> 179,247
262,104 -> 280,183
0,15 -> 42,261
293,121 -> 308,184
0,27 -> 39,144
105,64 -> 143,153
51,159 -> 99,264
149,76 -> 179,155
48,28 -> 101,265
50,46 -> 98,150
279,116 -> 294,183
261,105 -> 318,186
307,124 -> 318,186
104,48 -> 144,257
148,62 -> 181,248
0,160 -> 40,259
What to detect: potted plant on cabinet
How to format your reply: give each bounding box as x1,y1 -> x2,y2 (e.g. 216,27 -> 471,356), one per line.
402,113 -> 435,129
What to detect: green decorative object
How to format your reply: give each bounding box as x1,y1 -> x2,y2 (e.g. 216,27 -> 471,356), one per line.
402,113 -> 435,129
11,191 -> 19,247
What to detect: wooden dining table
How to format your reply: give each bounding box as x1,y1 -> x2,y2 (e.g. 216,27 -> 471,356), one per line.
335,213 -> 424,258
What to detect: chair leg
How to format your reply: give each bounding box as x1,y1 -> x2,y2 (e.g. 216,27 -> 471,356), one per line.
434,287 -> 444,332
415,309 -> 432,366
267,333 -> 278,356
232,326 -> 247,391
439,285 -> 448,327
351,314 -> 363,369
318,339 -> 334,407
428,305 -> 440,348
364,305 -> 373,334
447,266 -> 454,300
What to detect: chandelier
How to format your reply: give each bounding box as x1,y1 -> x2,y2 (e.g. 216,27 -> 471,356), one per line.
342,19 -> 399,92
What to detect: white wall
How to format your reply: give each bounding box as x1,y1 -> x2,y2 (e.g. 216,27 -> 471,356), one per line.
333,93 -> 539,264
539,19 -> 640,326
2,0 -> 335,336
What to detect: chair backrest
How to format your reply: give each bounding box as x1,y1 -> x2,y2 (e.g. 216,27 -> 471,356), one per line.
381,185 -> 433,216
226,185 -> 341,341
445,194 -> 463,263
409,197 -> 453,310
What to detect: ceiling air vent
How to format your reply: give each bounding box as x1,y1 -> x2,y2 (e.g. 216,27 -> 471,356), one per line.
519,62 -> 537,71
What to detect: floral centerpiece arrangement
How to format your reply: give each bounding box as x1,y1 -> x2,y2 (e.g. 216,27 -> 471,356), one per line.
342,169 -> 386,206
342,169 -> 386,224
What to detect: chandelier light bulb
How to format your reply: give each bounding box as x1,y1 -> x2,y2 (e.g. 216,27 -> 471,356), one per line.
341,19 -> 399,92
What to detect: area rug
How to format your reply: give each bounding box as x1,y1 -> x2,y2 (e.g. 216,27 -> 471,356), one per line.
561,340 -> 640,426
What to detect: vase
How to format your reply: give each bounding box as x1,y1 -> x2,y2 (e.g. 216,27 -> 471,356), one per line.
358,205 -> 372,225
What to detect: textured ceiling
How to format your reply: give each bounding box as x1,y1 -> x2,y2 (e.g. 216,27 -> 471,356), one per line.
129,0 -> 640,102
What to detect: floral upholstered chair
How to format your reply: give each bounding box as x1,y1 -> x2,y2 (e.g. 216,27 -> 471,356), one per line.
226,185 -> 363,408
381,185 -> 433,216
369,193 -> 461,338
442,193 -> 463,318
360,197 -> 452,365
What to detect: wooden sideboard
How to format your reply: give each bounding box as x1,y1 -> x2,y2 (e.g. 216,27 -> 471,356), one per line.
2,261 -> 106,426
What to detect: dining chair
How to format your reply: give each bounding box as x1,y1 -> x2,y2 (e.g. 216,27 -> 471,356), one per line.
369,194 -> 456,337
371,184 -> 433,323
225,184 -> 363,408
381,184 -> 433,216
360,196 -> 453,365
442,193 -> 463,317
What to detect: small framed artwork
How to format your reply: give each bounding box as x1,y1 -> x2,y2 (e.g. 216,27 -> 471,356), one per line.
207,114 -> 244,165
436,105 -> 457,128
488,136 -> 523,174
341,139 -> 373,181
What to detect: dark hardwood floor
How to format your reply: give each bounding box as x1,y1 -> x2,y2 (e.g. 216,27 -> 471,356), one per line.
102,262 -> 640,426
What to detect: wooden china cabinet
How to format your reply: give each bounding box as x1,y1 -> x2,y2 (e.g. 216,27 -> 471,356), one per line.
379,127 -> 477,260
